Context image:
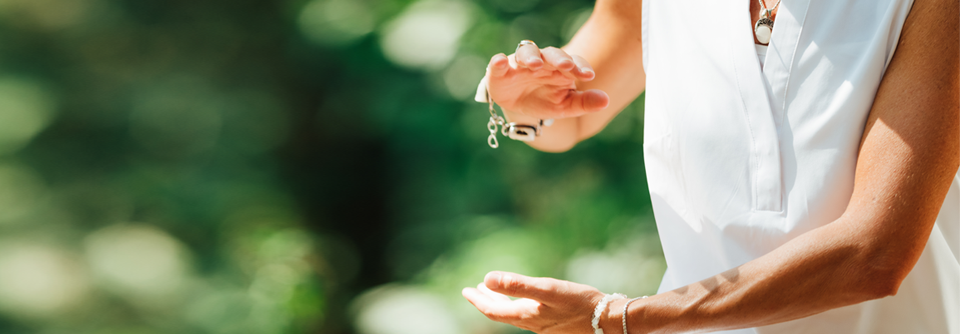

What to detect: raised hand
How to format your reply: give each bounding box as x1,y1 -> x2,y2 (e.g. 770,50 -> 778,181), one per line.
462,271 -> 605,334
487,43 -> 610,120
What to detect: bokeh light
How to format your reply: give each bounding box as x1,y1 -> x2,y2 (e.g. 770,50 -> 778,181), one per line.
379,0 -> 477,70
0,0 -> 91,30
0,163 -> 46,224
0,0 -> 658,332
0,243 -> 89,318
442,53 -> 487,100
0,78 -> 55,155
84,224 -> 191,301
565,234 -> 666,297
298,0 -> 376,47
351,285 -> 460,334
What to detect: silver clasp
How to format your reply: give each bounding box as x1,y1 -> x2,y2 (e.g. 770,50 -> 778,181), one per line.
506,123 -> 539,142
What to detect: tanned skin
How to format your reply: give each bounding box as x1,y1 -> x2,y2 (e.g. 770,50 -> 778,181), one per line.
463,0 -> 959,332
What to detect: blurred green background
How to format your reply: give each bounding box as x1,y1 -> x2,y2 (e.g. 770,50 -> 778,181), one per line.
0,0 -> 663,333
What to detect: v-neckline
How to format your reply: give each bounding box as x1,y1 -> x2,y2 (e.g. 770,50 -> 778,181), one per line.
757,0 -> 810,130
726,0 -> 810,212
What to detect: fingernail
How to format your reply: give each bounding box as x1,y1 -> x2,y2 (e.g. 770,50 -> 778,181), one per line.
484,272 -> 502,287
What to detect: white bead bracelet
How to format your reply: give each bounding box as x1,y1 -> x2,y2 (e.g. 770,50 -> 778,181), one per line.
592,293 -> 626,334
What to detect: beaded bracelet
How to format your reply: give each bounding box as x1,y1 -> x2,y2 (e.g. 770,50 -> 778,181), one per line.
622,296 -> 647,334
592,293 -> 626,334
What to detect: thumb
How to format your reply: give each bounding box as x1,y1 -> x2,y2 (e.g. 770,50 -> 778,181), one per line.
483,271 -> 562,304
548,89 -> 609,118
574,89 -> 610,113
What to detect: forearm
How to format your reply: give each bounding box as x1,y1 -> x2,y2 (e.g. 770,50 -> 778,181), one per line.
606,94 -> 957,334
464,0 -> 957,331
605,215 -> 909,333
604,0 -> 959,326
506,0 -> 645,152
565,0 -> 646,140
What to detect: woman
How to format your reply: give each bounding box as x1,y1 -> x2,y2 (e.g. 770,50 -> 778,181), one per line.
461,0 -> 959,333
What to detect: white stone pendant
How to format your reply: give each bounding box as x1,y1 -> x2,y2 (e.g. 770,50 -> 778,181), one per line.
754,17 -> 774,44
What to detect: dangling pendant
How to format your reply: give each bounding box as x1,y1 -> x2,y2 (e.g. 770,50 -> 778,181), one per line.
754,9 -> 774,45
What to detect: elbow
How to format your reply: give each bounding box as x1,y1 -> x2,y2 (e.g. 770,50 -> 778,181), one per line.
860,270 -> 903,300
856,257 -> 914,300
846,229 -> 927,301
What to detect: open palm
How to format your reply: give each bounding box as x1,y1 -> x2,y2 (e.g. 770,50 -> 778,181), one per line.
462,271 -> 605,334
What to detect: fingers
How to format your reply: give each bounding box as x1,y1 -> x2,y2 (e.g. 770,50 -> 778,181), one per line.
496,45 -> 594,80
483,271 -> 567,305
478,283 -> 512,302
487,45 -> 603,118
488,53 -> 510,77
528,88 -> 610,119
530,47 -> 594,80
540,47 -> 575,72
462,287 -> 542,321
465,274 -> 605,332
570,55 -> 596,80
515,43 -> 543,70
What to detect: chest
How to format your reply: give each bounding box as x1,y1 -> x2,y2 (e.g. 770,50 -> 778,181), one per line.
641,0 -> 914,213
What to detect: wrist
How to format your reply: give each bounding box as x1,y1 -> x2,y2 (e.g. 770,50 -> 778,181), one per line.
501,107 -> 539,124
603,295 -> 652,334
600,299 -> 626,334
593,293 -> 626,334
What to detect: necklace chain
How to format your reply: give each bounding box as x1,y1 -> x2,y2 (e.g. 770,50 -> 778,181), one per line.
758,0 -> 782,15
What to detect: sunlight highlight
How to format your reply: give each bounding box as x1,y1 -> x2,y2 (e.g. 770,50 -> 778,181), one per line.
379,0 -> 476,70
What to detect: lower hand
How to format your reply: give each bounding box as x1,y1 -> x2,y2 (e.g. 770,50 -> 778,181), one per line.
462,271 -> 605,334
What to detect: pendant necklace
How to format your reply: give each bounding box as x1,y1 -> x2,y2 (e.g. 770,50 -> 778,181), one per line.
754,0 -> 781,45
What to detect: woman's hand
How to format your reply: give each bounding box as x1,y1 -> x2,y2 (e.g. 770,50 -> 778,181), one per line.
487,44 -> 610,120
462,271 -> 605,334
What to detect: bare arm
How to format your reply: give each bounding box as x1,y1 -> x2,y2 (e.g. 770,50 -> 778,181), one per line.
607,0 -> 960,330
564,0 -> 646,143
486,0 -> 645,152
463,0 -> 959,331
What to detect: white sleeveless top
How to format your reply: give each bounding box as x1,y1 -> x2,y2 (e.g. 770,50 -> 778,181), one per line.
641,0 -> 959,333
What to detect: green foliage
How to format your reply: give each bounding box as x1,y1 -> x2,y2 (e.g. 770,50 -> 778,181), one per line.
0,0 -> 660,333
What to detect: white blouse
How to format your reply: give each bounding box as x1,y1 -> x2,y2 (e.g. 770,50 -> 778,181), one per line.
755,44 -> 767,69
642,0 -> 958,333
